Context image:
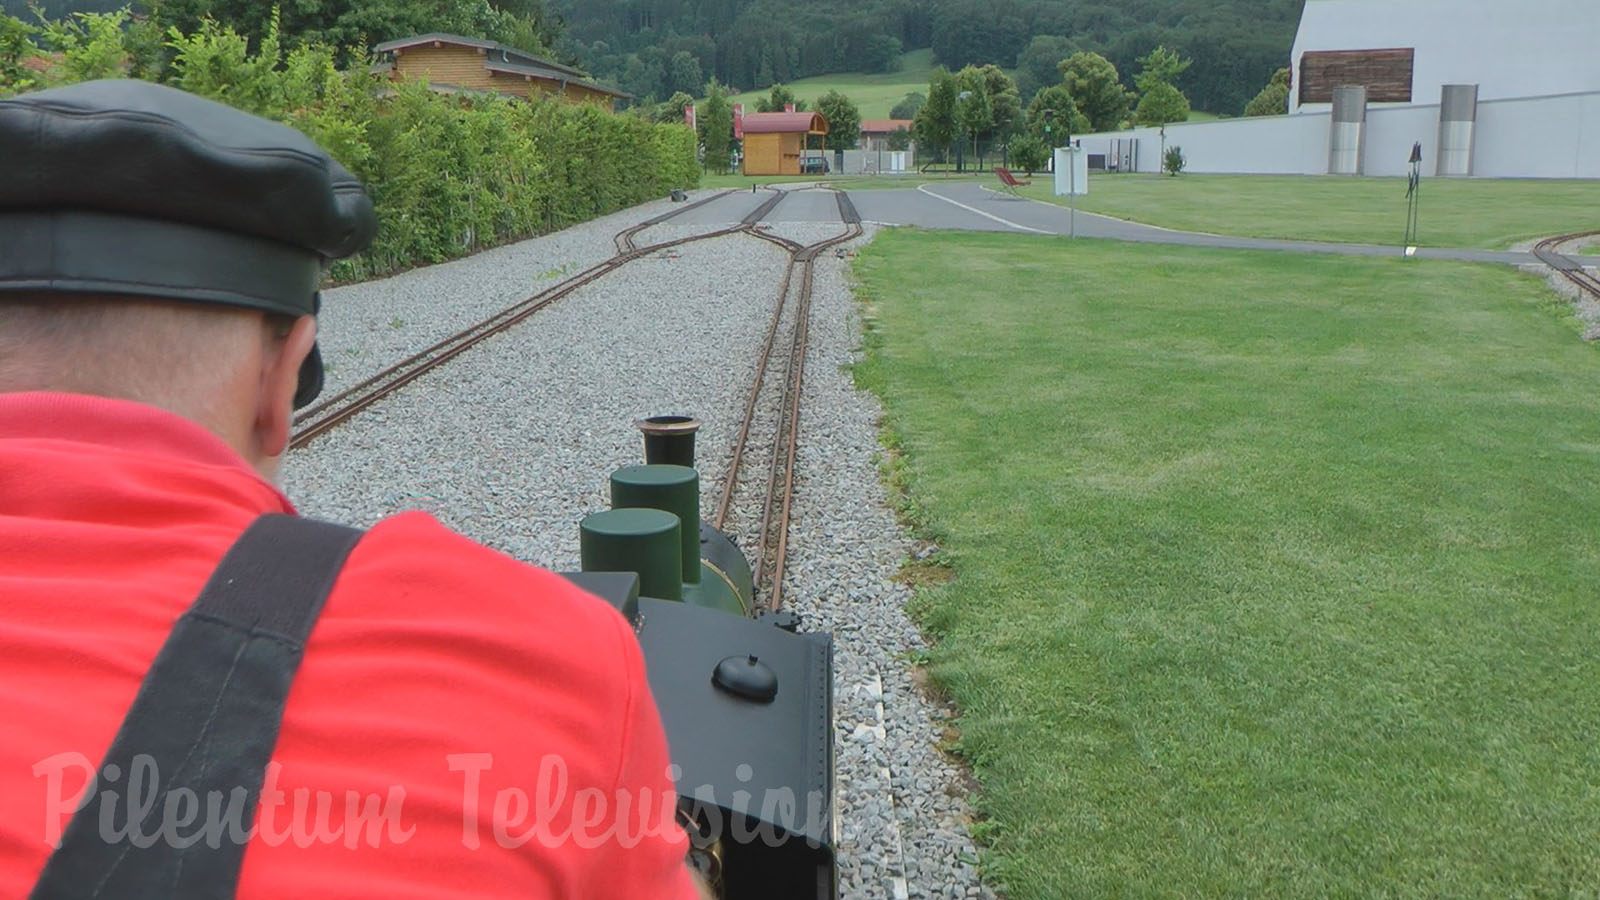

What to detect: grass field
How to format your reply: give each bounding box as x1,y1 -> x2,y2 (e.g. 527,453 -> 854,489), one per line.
852,230 -> 1600,898
1015,174 -> 1600,249
726,49 -> 936,120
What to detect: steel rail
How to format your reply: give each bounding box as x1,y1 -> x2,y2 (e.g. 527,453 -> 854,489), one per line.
615,189 -> 737,254
291,189 -> 784,449
726,189 -> 864,608
714,191 -> 834,533
763,191 -> 862,610
1533,230 -> 1600,300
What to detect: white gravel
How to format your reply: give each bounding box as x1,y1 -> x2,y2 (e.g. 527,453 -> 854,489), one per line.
315,192 -> 725,397
780,224 -> 994,900
284,207 -> 994,900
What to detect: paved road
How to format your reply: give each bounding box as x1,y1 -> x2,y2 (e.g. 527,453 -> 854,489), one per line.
680,182 -> 1540,266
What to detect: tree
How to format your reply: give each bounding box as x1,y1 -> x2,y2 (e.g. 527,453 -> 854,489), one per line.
1014,34 -> 1076,102
815,88 -> 859,152
954,65 -> 991,161
975,63 -> 1022,140
1007,134 -> 1047,174
1026,84 -> 1089,144
756,82 -> 804,113
1058,51 -> 1132,133
889,91 -> 924,120
1135,82 -> 1189,126
1133,44 -> 1190,95
37,8 -> 132,85
656,90 -> 695,124
930,0 -> 1027,69
1243,67 -> 1290,117
885,126 -> 910,151
0,12 -> 39,96
858,32 -> 900,74
699,78 -> 733,173
666,49 -> 702,97
912,66 -> 957,162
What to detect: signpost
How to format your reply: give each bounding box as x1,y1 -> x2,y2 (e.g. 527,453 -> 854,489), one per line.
1053,143 -> 1087,239
1404,141 -> 1422,255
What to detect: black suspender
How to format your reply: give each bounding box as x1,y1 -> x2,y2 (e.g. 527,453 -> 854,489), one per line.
29,514 -> 364,900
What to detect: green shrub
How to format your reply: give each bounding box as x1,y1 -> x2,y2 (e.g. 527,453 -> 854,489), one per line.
1163,144 -> 1186,176
0,6 -> 699,282
1007,134 -> 1048,175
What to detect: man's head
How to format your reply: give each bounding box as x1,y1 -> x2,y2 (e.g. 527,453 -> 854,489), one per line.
0,294 -> 316,479
0,79 -> 376,477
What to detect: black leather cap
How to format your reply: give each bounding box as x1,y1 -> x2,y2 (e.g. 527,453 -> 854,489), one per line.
0,79 -> 379,407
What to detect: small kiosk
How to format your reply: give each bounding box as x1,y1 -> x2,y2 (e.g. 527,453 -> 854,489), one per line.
741,111 -> 829,176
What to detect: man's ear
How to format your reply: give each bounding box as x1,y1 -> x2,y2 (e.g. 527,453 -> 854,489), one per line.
256,315 -> 317,460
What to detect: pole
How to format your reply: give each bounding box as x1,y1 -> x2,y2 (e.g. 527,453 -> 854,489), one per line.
1068,144 -> 1076,240
1404,141 -> 1422,253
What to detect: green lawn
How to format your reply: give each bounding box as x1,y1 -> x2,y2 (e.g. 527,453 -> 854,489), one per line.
1014,174 -> 1600,249
725,48 -> 936,120
852,230 -> 1600,898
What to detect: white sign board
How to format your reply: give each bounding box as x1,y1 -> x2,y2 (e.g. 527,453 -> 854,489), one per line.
1053,146 -> 1088,196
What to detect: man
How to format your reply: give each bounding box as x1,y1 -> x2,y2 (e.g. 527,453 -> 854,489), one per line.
0,79 -> 703,898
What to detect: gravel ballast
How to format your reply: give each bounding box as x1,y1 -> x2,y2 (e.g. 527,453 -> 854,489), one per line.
285,206 -> 993,899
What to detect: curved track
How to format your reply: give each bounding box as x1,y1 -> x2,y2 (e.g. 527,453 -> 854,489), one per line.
291,189 -> 780,450
291,188 -> 864,614
1532,230 -> 1600,300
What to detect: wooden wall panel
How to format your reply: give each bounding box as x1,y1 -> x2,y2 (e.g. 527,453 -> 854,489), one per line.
1298,49 -> 1415,103
744,133 -> 782,175
395,46 -> 492,91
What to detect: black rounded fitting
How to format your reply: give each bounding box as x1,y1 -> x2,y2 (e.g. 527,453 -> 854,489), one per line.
636,415 -> 700,468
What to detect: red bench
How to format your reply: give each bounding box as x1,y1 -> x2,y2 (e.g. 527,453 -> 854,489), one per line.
994,165 -> 1030,195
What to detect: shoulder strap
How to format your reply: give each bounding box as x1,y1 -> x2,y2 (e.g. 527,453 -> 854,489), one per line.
30,514 -> 364,900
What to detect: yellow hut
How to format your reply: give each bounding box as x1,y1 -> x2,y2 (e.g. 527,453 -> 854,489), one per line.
741,111 -> 829,176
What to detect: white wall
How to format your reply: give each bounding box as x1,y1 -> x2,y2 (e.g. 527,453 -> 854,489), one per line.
840,148 -> 915,175
1073,91 -> 1600,179
1289,0 -> 1600,114
1476,92 -> 1600,179
1075,115 -> 1329,176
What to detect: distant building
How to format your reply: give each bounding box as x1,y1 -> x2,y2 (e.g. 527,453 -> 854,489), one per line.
858,119 -> 915,152
372,33 -> 628,111
1289,0 -> 1600,115
742,111 -> 829,176
1070,0 -> 1600,178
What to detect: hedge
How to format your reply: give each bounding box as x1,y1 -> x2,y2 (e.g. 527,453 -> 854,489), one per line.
0,9 -> 701,281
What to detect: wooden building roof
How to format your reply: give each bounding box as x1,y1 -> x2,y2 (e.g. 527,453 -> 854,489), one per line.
741,111 -> 828,135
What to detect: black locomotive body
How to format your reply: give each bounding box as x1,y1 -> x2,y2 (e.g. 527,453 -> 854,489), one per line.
560,417 -> 837,900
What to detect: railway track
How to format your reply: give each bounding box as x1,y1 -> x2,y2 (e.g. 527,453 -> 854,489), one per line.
290,189 -> 784,450
715,190 -> 864,610
290,186 -> 866,614
1532,230 -> 1600,300
288,184 -> 864,608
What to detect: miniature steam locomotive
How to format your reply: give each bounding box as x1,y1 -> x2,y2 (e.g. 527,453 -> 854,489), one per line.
559,417 -> 837,900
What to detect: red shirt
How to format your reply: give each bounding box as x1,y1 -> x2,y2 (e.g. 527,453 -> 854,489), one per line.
0,392 -> 698,899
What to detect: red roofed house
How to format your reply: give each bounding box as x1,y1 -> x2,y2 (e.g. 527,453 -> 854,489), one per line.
371,33 -> 628,110
859,119 -> 915,152
741,111 -> 829,175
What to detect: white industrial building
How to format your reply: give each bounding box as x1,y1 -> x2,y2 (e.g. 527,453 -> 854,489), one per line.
1074,0 -> 1600,178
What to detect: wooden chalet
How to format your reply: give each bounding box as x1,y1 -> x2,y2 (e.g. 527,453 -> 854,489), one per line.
372,33 -> 628,110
